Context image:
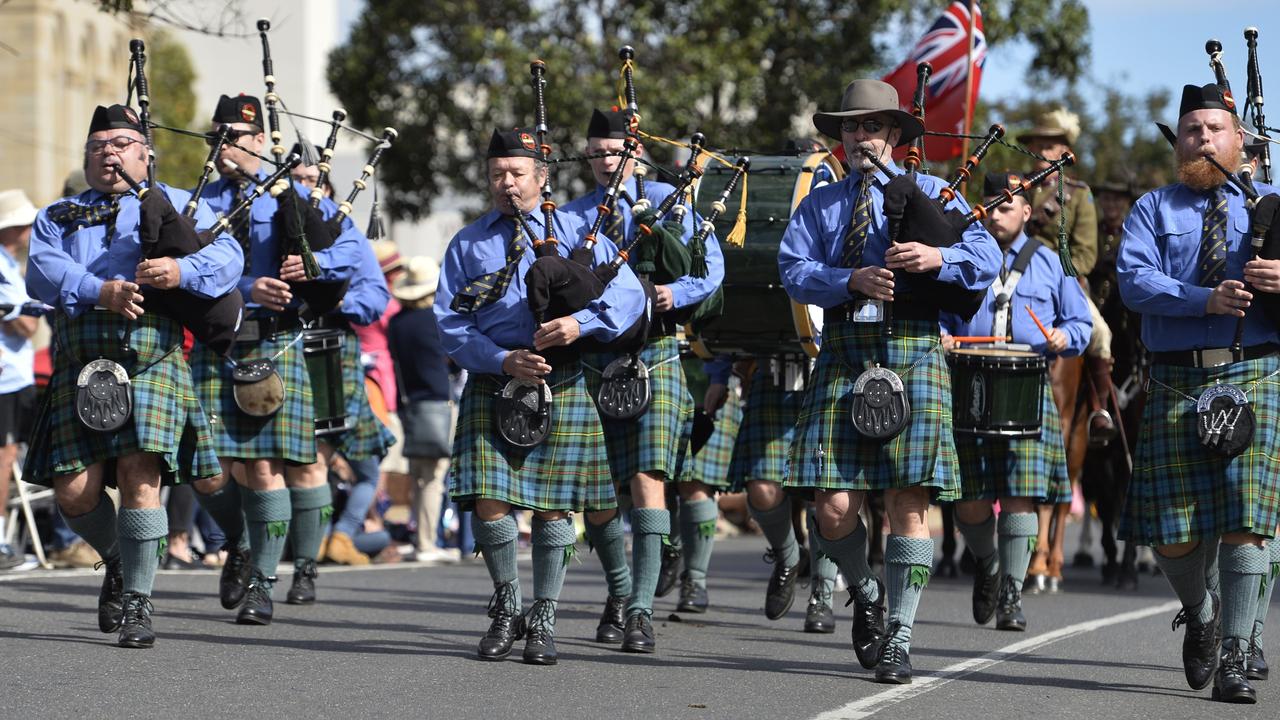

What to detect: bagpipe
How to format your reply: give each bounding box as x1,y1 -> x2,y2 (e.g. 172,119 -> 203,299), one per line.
118,39 -> 247,357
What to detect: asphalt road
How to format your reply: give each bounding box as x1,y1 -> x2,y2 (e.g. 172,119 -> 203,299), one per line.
1,533 -> 1276,720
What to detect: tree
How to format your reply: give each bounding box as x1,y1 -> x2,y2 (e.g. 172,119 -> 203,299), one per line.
147,30 -> 207,189
328,0 -> 1091,220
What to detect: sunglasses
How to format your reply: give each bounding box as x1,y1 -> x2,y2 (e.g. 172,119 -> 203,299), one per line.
84,136 -> 143,155
840,118 -> 888,134
205,129 -> 258,147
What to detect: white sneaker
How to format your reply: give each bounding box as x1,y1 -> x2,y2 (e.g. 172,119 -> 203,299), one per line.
415,547 -> 461,564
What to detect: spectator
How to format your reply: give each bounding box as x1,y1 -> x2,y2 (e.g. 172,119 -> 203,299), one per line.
387,256 -> 457,563
0,190 -> 38,570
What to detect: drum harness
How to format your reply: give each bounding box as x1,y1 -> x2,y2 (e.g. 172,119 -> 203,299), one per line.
989,239 -> 1043,340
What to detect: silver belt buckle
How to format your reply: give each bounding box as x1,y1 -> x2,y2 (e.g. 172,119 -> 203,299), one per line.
1197,348 -> 1234,368
851,299 -> 883,323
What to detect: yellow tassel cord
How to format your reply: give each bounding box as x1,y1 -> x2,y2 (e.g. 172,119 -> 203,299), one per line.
635,130 -> 751,247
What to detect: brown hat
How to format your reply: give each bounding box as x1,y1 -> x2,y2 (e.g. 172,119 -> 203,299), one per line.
372,240 -> 402,274
1016,108 -> 1081,146
812,79 -> 924,147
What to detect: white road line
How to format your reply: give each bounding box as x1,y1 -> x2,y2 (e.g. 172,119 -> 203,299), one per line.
0,560 -> 447,583
811,599 -> 1183,720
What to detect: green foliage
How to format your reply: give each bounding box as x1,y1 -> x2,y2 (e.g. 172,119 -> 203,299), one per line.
329,0 -> 1091,219
147,30 -> 207,189
908,563 -> 931,590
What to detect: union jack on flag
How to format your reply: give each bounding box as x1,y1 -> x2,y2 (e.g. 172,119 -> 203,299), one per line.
882,1 -> 986,161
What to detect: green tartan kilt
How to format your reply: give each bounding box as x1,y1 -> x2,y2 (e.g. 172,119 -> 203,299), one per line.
316,329 -> 396,461
582,335 -> 695,481
1120,356 -> 1280,546
449,363 -> 615,513
679,379 -> 744,490
23,311 -> 220,486
785,319 -> 960,496
189,329 -> 317,465
729,365 -> 804,491
957,374 -> 1067,502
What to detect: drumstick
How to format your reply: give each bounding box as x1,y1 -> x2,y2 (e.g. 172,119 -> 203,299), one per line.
950,335 -> 1011,344
1025,305 -> 1053,342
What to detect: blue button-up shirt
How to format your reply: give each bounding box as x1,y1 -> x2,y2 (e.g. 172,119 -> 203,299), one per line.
434,208 -> 647,376
335,237 -> 390,326
27,183 -> 243,316
561,177 -> 725,309
778,162 -> 1001,308
1118,181 -> 1280,352
199,169 -> 362,311
0,246 -> 36,393
941,233 -> 1092,357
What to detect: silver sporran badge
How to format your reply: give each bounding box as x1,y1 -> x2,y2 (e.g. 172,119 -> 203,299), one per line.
496,378 -> 553,448
76,359 -> 132,432
596,354 -> 652,421
1196,383 -> 1254,459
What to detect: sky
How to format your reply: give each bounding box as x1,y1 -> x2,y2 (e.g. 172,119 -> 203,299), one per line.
336,0 -> 1279,127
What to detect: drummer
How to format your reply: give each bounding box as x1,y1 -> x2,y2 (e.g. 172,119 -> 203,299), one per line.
940,171 -> 1091,633
778,78 -> 1001,684
561,109 -> 725,653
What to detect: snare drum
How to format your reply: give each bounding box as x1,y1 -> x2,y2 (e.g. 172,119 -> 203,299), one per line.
947,346 -> 1046,439
303,327 -> 351,436
687,152 -> 842,359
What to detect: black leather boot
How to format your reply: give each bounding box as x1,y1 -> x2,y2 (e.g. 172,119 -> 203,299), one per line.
219,544 -> 252,610
677,573 -> 708,613
655,543 -> 682,598
764,549 -> 801,620
875,640 -> 912,684
971,566 -> 999,625
96,557 -> 124,633
235,572 -> 275,625
1213,637 -> 1258,704
1172,592 -> 1220,691
117,592 -> 156,648
286,559 -> 317,605
522,599 -> 558,666
621,611 -> 656,654
1247,623 -> 1269,681
595,595 -> 627,643
995,576 -> 1027,631
850,578 -> 887,669
478,582 -> 523,660
804,588 -> 835,634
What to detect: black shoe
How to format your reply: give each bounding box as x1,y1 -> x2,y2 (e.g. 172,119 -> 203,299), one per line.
622,612 -> 656,654
936,555 -> 958,579
1172,592 -> 1220,691
286,560 -> 317,605
1073,551 -> 1094,568
676,574 -> 708,613
1213,637 -> 1258,703
875,641 -> 912,684
971,566 -> 999,625
850,578 -> 887,669
522,599 -> 558,665
235,573 -> 275,625
478,582 -> 523,660
1247,626 -> 1269,681
116,592 -> 155,649
804,591 -> 835,634
995,576 -> 1027,632
655,543 -> 682,598
595,595 -> 627,643
764,549 -> 801,620
219,544 -> 252,610
96,557 -> 124,633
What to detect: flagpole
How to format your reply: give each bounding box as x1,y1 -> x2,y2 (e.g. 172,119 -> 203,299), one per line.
960,0 -> 978,191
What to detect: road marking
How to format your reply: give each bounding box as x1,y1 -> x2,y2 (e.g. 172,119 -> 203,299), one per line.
0,559 -> 448,584
811,599 -> 1182,720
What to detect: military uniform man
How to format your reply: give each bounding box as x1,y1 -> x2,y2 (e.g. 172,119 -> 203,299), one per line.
1117,83 -> 1280,704
187,94 -> 364,625
779,79 -> 1000,683
561,109 -> 725,652
25,104 -> 241,647
436,128 -> 646,665
942,171 -> 1092,633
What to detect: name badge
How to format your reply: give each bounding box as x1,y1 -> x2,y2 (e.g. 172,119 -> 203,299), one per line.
852,299 -> 883,323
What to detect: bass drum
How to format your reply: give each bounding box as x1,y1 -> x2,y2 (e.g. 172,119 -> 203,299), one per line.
687,152 -> 842,359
